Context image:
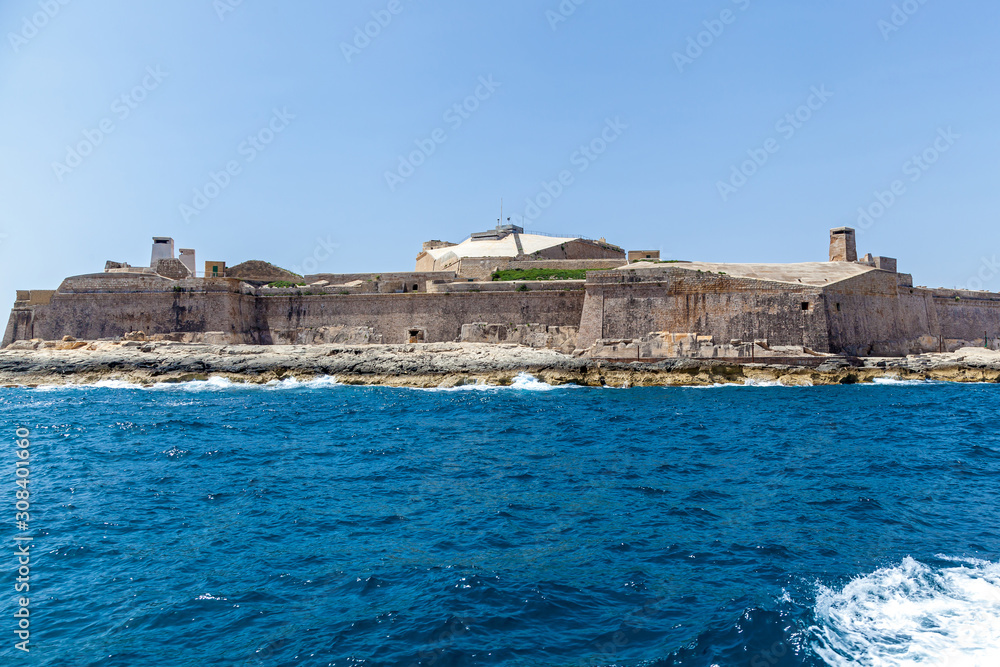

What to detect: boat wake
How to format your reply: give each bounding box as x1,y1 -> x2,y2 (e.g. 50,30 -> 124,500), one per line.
811,556 -> 1000,666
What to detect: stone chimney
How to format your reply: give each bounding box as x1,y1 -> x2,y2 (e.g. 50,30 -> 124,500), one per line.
829,227 -> 857,262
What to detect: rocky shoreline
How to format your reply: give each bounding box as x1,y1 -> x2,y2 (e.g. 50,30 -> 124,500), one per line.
3,340 -> 1000,388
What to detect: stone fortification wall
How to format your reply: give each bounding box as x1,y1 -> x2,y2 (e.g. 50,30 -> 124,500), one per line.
4,282 -> 585,347
931,289 -> 1000,349
13,261 -> 1000,358
576,268 -> 827,351
4,289 -> 261,345
56,274 -> 248,294
820,271 -> 938,356
259,292 -> 585,345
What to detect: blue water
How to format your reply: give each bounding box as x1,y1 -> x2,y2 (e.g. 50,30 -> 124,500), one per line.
2,376 -> 1000,666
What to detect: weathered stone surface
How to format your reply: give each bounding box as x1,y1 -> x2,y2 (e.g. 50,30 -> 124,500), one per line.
153,258 -> 192,280
226,260 -> 301,283
1,342 -> 999,388
460,323 -> 578,353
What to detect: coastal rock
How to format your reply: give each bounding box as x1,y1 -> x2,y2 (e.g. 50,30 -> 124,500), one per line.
1,342 -> 999,388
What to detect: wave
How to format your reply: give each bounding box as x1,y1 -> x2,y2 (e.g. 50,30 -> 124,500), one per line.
869,376 -> 938,386
24,376 -> 343,392
25,372 -> 569,393
811,556 -> 1000,666
422,372 -> 570,392
690,379 -> 805,388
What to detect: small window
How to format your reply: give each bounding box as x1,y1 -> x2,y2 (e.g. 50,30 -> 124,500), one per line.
413,284 -> 419,291
801,302 -> 810,311
645,254 -> 651,258
835,303 -> 841,312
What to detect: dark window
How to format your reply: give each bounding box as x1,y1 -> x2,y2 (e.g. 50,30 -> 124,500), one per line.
801,302 -> 810,311
836,303 -> 841,312
413,284 -> 419,291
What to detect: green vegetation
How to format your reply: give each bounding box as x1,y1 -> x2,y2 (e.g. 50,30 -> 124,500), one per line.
267,281 -> 306,288
492,268 -> 588,281
516,284 -> 530,292
634,259 -> 684,264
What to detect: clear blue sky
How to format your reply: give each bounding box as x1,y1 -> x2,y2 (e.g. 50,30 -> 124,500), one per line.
1,0 -> 998,303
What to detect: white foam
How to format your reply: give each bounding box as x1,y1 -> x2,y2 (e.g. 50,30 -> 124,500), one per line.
26,375 -> 342,392
812,556 -> 1000,666
262,376 -> 341,390
742,378 -> 785,387
153,376 -> 237,392
870,376 -> 936,386
509,372 -> 559,391
420,372 -> 569,392
689,379 -> 800,389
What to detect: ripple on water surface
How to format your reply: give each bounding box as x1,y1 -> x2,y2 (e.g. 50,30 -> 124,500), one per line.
0,380 -> 998,665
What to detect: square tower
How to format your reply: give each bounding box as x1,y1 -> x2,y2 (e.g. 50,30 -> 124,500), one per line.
829,227 -> 857,262
151,237 -> 174,266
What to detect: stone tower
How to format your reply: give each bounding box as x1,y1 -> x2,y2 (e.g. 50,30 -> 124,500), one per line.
151,237 -> 174,266
829,227 -> 857,262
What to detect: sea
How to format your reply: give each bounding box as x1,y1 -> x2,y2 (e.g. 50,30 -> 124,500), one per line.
2,374 -> 999,666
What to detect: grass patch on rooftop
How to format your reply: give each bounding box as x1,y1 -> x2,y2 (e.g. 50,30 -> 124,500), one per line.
491,268 -> 588,281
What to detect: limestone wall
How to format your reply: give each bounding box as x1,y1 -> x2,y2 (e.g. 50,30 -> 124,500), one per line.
3,279 -> 585,347
12,261 -> 1000,358
258,292 -> 586,345
576,268 -> 826,351
3,290 -> 261,345
821,272 -> 937,356
932,289 -> 1000,348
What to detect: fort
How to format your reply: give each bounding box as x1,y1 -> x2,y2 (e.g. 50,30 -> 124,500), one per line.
6,225 -> 1000,362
